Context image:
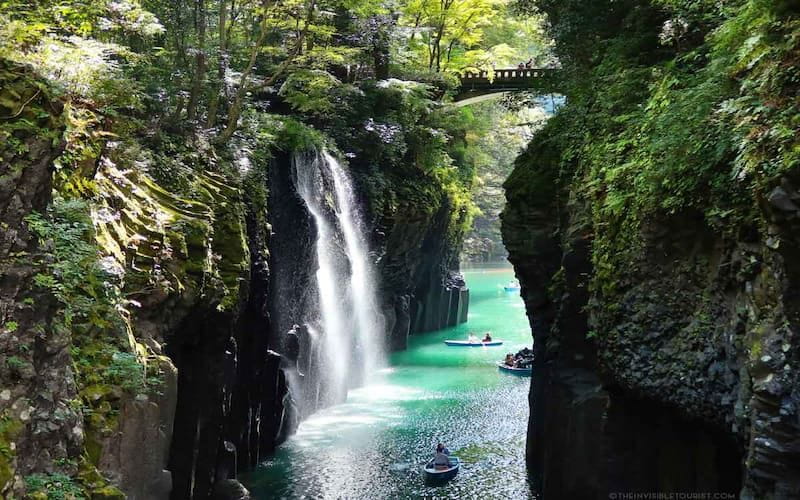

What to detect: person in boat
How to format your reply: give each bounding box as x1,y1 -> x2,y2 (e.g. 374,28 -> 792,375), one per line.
433,443 -> 451,469
468,333 -> 478,343
482,332 -> 493,342
504,353 -> 515,367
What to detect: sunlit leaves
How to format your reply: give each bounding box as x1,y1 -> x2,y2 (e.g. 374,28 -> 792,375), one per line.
394,0 -> 552,76
279,69 -> 342,113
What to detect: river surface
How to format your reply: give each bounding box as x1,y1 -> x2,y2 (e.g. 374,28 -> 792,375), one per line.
247,267 -> 535,499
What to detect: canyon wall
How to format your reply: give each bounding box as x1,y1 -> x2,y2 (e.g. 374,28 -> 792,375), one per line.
502,1 -> 800,498
0,61 -> 471,498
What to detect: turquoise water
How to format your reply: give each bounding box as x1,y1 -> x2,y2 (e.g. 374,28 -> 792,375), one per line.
247,267 -> 534,499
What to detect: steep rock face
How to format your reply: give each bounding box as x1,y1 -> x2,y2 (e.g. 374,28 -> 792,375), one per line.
503,136 -> 800,500
0,60 -> 73,495
91,149 -> 287,500
502,1 -> 800,498
350,167 -> 470,351
265,150 -> 324,417
0,59 -> 290,497
376,197 -> 470,350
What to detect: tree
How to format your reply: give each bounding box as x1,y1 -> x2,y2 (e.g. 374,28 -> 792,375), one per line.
394,0 -> 551,76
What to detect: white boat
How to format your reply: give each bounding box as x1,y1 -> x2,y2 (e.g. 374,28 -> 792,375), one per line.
444,340 -> 503,347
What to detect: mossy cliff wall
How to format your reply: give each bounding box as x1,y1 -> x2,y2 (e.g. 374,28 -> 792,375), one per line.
0,59 -> 287,499
0,60 -> 75,497
1,62 -> 472,498
502,1 -> 800,498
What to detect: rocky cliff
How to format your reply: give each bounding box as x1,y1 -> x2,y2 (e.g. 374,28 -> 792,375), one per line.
1,59 -> 288,497
0,60 -> 472,498
502,1 -> 800,498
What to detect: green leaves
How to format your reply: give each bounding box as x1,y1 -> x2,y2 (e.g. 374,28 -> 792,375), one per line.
279,70 -> 342,114
26,198 -> 118,330
24,472 -> 86,500
395,0 -> 550,74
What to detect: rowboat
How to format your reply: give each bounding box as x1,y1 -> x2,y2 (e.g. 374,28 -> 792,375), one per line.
444,340 -> 503,347
423,456 -> 460,483
497,362 -> 532,376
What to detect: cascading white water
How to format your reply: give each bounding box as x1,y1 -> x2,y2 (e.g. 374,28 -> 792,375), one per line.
323,151 -> 385,377
293,150 -> 385,404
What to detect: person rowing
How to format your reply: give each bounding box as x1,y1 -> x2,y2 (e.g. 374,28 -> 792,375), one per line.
433,443 -> 451,469
483,332 -> 493,342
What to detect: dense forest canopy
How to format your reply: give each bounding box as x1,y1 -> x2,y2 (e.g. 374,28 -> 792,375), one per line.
0,0 -> 551,140
0,0 -> 554,263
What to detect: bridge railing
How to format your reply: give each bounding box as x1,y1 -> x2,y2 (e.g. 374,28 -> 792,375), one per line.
461,68 -> 555,81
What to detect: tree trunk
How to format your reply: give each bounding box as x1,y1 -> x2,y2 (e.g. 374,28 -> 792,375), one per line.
217,0 -> 316,144
206,0 -> 229,128
187,0 -> 207,122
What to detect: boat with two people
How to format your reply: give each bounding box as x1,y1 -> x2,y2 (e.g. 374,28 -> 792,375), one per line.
444,332 -> 503,347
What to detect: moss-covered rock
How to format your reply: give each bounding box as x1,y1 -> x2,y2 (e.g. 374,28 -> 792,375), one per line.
502,0 -> 800,497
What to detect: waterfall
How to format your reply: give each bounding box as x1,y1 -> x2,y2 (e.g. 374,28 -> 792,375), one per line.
292,150 -> 385,405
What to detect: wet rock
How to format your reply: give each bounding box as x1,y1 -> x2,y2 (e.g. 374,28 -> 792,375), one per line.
212,479 -> 252,500
767,186 -> 800,212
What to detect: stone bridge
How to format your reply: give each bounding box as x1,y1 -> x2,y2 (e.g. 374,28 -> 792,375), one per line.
454,68 -> 559,105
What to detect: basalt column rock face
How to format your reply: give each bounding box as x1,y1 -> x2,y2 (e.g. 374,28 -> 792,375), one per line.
502,139 -> 746,498
0,60 -> 71,496
160,166 -> 289,500
265,150 -> 319,418
368,186 -> 471,351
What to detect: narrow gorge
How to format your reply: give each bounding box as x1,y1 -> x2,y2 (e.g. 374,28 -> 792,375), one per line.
1,0 -> 799,499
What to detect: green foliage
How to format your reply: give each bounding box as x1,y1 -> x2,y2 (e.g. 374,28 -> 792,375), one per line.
26,198 -> 119,329
462,101 -> 548,261
25,472 -> 86,500
5,356 -> 27,371
280,70 -> 343,114
395,0 -> 552,74
272,117 -> 328,152
103,351 -> 162,395
513,0 -> 799,338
